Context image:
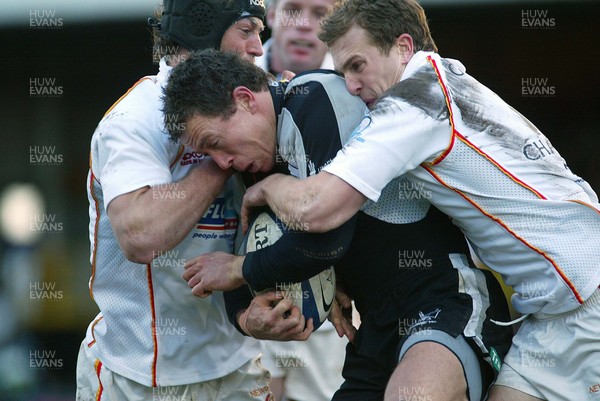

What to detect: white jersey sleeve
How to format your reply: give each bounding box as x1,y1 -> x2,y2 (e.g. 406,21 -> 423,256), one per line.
323,95 -> 452,202
91,79 -> 175,209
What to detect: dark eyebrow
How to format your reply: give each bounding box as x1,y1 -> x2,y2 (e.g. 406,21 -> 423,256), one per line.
339,55 -> 359,75
245,17 -> 265,32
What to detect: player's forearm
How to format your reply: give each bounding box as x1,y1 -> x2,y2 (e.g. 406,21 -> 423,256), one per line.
260,173 -> 365,233
111,162 -> 231,263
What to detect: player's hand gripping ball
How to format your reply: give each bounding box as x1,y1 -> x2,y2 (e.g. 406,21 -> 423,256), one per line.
238,210 -> 335,330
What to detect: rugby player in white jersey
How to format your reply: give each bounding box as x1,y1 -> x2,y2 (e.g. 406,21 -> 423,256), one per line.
77,1 -> 308,400
232,1 -> 600,400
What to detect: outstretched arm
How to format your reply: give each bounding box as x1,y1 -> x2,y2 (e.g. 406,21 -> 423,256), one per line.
242,171 -> 366,234
182,214 -> 356,296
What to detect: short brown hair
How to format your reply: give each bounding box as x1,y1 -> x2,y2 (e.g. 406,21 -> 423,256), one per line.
162,49 -> 270,142
318,0 -> 437,55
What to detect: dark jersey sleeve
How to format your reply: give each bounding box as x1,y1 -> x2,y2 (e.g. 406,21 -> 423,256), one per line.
243,75 -> 360,292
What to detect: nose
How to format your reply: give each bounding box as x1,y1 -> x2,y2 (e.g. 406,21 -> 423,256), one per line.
345,75 -> 362,96
212,152 -> 234,170
247,32 -> 263,58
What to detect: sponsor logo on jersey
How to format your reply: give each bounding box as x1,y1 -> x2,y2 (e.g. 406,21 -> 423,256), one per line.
180,151 -> 206,166
409,308 -> 442,330
348,116 -> 371,144
193,197 -> 238,240
248,385 -> 271,398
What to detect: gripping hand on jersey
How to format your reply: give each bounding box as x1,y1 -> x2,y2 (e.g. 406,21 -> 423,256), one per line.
183,252 -> 245,297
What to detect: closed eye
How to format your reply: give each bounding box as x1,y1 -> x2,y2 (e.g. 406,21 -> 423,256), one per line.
351,61 -> 364,72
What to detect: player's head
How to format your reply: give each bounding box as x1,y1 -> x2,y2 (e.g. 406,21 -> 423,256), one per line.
319,0 -> 437,109
265,0 -> 334,73
150,0 -> 266,65
163,49 -> 277,172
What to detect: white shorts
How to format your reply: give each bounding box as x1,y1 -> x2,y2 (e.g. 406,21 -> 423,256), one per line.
75,340 -> 272,401
260,325 -> 347,401
495,288 -> 600,400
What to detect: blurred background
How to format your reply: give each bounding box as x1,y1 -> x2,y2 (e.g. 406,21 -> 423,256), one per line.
0,0 -> 598,400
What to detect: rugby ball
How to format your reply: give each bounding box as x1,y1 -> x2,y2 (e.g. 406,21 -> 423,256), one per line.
237,210 -> 335,330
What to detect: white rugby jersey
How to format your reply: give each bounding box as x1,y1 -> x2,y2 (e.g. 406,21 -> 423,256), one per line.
324,51 -> 600,315
86,59 -> 260,386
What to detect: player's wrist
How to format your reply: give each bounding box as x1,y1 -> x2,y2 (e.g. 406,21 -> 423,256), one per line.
237,302 -> 260,338
230,255 -> 246,288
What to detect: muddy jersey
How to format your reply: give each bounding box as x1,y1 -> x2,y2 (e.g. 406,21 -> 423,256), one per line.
324,51 -> 600,315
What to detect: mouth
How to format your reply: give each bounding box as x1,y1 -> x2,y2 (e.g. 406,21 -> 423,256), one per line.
289,39 -> 315,55
364,99 -> 375,109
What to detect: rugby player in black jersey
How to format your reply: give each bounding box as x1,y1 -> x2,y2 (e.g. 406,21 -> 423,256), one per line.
163,49 -> 512,401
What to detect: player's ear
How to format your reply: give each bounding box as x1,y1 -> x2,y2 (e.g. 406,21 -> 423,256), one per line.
232,86 -> 257,113
396,33 -> 414,63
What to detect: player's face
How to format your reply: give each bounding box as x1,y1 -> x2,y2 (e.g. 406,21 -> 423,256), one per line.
182,92 -> 277,173
220,17 -> 265,62
332,24 -> 409,109
267,0 -> 333,72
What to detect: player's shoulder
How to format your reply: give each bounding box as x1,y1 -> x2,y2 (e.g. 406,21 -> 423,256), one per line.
287,69 -> 352,101
280,69 -> 367,122
102,75 -> 161,122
